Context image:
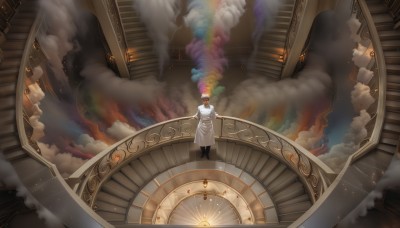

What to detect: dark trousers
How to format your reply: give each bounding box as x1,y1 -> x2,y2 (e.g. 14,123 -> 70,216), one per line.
200,146 -> 210,159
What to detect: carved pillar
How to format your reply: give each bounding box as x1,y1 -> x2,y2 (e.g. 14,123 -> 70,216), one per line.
91,0 -> 130,79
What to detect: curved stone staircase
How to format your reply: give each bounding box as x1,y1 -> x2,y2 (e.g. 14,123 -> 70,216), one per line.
1,0 -> 400,227
0,0 -> 34,163
94,140 -> 312,226
250,0 -> 296,81
116,0 -> 158,79
292,0 -> 400,226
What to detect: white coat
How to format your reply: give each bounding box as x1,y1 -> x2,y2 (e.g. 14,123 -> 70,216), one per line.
193,104 -> 217,146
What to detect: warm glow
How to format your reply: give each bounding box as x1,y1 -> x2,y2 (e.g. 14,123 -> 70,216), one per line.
126,48 -> 139,63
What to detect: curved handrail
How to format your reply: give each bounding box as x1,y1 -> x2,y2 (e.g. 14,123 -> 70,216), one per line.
70,115 -> 336,207
350,0 -> 386,162
290,0 -> 389,227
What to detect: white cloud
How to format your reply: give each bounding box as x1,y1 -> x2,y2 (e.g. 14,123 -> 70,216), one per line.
134,0 -> 180,73
352,43 -> 371,68
223,55 -> 332,120
38,142 -> 86,178
357,67 -> 374,84
29,105 -> 45,142
295,126 -> 323,151
76,134 -> 109,154
319,110 -> 371,172
27,78 -> 45,142
80,61 -> 164,104
351,82 -> 375,112
31,66 -> 44,82
27,83 -> 45,104
347,16 -> 361,42
106,120 -> 136,140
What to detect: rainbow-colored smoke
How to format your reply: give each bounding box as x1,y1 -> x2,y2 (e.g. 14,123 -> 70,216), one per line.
185,0 -> 246,96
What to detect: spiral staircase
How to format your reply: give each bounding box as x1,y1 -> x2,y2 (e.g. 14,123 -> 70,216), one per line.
249,0 -> 296,80
0,0 -> 400,227
115,0 -> 159,79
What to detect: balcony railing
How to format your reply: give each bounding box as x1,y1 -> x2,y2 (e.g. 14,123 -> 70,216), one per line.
70,116 -> 335,207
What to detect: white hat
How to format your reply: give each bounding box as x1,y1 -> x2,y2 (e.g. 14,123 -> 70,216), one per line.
201,93 -> 210,99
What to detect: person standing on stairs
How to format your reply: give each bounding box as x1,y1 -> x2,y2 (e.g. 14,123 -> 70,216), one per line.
193,94 -> 219,160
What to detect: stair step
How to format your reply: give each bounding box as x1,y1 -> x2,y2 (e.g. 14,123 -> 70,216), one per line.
0,123 -> 17,137
385,112 -> 400,124
112,173 -> 139,193
1,58 -> 21,69
10,18 -> 33,26
274,182 -> 305,203
259,38 -> 286,48
257,47 -> 283,57
274,21 -> 290,29
276,16 -> 291,23
266,33 -> 287,42
381,40 -> 400,51
368,4 -> 389,14
4,149 -> 27,161
279,211 -> 305,223
0,67 -> 19,76
253,68 -> 281,79
6,33 -> 28,42
8,25 -> 32,33
123,21 -> 144,29
383,122 -> 400,134
386,100 -> 400,111
381,131 -> 400,141
255,57 -> 283,67
386,65 -> 400,74
124,26 -> 147,34
278,201 -> 312,214
0,83 -> 16,97
281,4 -> 294,12
3,49 -> 23,58
120,14 -> 140,22
378,30 -> 400,41
255,62 -> 282,72
118,5 -> 134,13
278,10 -> 293,17
268,28 -> 288,36
372,14 -> 393,24
386,91 -> 400,100
387,75 -> 400,84
375,23 -> 394,31
1,41 -> 26,50
0,96 -> 15,110
384,51 -> 400,64
380,137 -> 399,146
376,143 -> 397,154
0,74 -> 18,84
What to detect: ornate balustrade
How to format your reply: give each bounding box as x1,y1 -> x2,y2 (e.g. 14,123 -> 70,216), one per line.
351,0 -> 386,161
70,116 -> 335,207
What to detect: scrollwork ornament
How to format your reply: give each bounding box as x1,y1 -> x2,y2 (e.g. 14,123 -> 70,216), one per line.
109,149 -> 127,167
160,125 -> 178,140
86,174 -> 100,194
298,154 -> 312,177
308,173 -> 320,200
282,148 -> 299,166
97,158 -> 112,178
180,122 -> 194,136
223,122 -> 238,138
145,132 -> 161,147
255,132 -> 270,148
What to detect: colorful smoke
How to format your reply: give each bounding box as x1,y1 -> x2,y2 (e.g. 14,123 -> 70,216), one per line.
184,0 -> 246,97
